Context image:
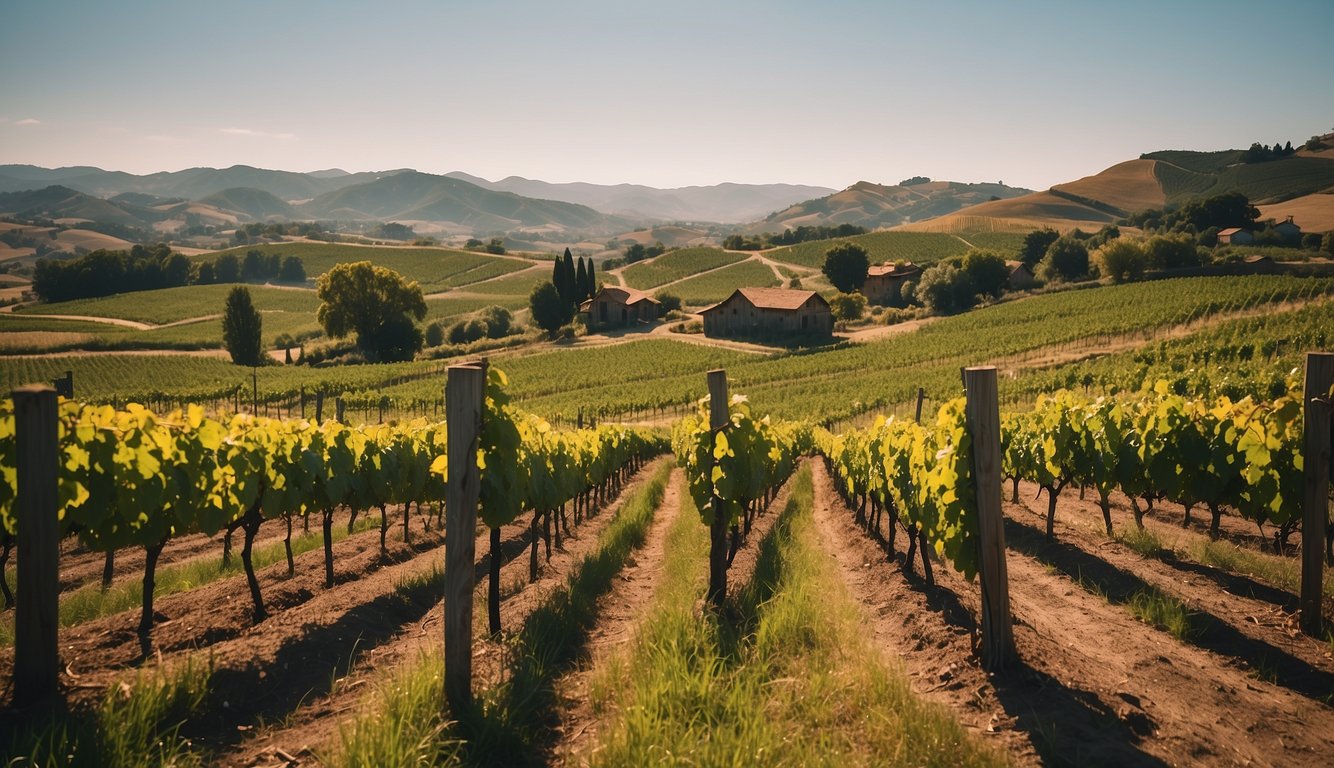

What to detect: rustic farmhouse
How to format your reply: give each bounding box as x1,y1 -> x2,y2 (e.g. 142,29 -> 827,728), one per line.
1272,216 -> 1302,245
580,286 -> 661,330
1218,227 -> 1254,245
1006,260 -> 1038,290
701,287 -> 833,340
862,262 -> 922,305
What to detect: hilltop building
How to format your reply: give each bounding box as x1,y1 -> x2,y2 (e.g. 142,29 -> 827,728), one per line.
580,286 -> 661,330
701,287 -> 833,339
862,261 -> 922,305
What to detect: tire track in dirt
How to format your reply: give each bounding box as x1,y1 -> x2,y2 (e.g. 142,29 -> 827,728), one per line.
554,468 -> 683,761
227,458 -> 669,767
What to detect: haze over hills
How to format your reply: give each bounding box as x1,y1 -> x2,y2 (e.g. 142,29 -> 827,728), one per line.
445,172 -> 834,223
747,179 -> 1032,232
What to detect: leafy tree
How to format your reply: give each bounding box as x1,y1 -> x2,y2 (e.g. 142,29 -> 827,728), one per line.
477,305 -> 513,338
529,280 -> 572,335
196,261 -> 216,285
821,242 -> 870,293
624,243 -> 648,263
961,249 -> 1009,299
1323,231 -> 1334,257
829,292 -> 867,322
655,292 -> 682,313
1039,237 -> 1090,282
214,253 -> 241,283
279,255 -> 306,283
1095,239 -> 1147,283
1144,234 -> 1202,271
242,249 -> 266,281
1020,228 -> 1060,266
425,321 -> 445,347
163,253 -> 192,286
366,315 -> 423,362
316,261 -> 426,362
222,286 -> 263,366
1301,233 -> 1322,250
915,264 -> 973,314
484,238 -> 506,254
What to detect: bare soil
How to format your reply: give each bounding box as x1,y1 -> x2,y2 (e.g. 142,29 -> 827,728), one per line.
809,460 -> 1334,767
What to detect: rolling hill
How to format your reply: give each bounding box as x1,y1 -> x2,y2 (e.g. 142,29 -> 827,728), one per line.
749,179 -> 1032,233
297,171 -> 625,232
0,164 -> 403,202
196,187 -> 297,220
907,138 -> 1334,233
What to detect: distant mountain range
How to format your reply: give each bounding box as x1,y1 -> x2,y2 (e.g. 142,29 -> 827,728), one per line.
444,172 -> 834,223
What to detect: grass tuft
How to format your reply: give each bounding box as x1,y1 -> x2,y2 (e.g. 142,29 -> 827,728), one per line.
1127,588 -> 1197,641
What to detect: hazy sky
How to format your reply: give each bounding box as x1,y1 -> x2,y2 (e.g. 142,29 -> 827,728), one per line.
2,0 -> 1331,191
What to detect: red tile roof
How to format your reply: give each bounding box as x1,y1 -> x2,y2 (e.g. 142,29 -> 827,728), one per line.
867,261 -> 922,278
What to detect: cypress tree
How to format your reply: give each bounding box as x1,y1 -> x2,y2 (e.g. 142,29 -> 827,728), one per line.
562,248 -> 576,306
586,259 -> 597,297
575,257 -> 588,302
552,257 -> 566,303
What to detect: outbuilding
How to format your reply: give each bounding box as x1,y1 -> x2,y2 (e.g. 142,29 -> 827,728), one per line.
862,261 -> 922,306
701,287 -> 833,339
580,286 -> 661,330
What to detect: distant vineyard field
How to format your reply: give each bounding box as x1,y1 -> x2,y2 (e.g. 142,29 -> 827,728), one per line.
765,231 -> 972,269
621,248 -> 744,290
668,259 -> 780,305
19,284 -> 320,325
199,242 -> 528,292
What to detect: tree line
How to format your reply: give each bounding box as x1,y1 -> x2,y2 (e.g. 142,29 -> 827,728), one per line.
33,246 -> 307,303
529,248 -> 600,335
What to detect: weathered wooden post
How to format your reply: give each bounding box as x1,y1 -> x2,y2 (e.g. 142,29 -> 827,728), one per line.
707,369 -> 729,608
315,390 -> 325,423
335,396 -> 345,424
444,364 -> 484,715
1300,351 -> 1333,637
963,367 -> 1016,671
13,385 -> 60,706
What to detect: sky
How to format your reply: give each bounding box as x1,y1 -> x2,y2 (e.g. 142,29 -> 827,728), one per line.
2,0 -> 1331,191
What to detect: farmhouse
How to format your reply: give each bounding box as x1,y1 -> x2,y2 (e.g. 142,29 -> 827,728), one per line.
580,286 -> 661,330
701,287 -> 833,339
1218,227 -> 1254,245
1272,216 -> 1302,245
1006,260 -> 1038,290
862,261 -> 922,305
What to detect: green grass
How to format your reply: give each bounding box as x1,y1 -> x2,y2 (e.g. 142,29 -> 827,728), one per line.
1116,525 -> 1168,559
585,465 -> 1004,766
0,513 -> 381,647
451,267 -> 546,298
621,247 -> 745,290
1126,588 -> 1197,641
668,259 -> 781,306
952,230 -> 1029,254
765,231 -> 972,269
1188,536 -> 1334,600
330,459 -> 675,767
3,656 -> 212,767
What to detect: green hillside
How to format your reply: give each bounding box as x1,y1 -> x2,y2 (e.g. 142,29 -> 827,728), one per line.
1147,152 -> 1334,204
766,231 -> 973,269
197,187 -> 297,220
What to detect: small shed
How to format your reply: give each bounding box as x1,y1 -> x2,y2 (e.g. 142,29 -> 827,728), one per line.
701,287 -> 833,339
580,286 -> 661,329
1241,254 -> 1281,274
1007,260 -> 1038,290
862,261 -> 923,306
1218,227 -> 1254,245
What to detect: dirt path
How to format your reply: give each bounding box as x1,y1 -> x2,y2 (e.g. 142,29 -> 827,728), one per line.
226,459 -> 667,767
0,311 -> 153,329
555,468 -> 684,760
556,464 -> 798,764
809,460 -> 1334,766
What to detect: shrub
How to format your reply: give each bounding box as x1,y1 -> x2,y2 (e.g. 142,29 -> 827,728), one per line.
477,305 -> 512,338
654,292 -> 683,313
1145,234 -> 1203,270
829,292 -> 867,322
424,321 -> 444,347
1040,237 -> 1090,282
916,263 -> 973,314
1096,239 -> 1147,283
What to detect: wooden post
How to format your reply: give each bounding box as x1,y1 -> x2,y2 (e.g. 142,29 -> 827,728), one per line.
444,364 -> 484,716
315,390 -> 325,423
13,386 -> 60,706
964,367 -> 1015,671
707,369 -> 729,608
1300,352 -> 1334,637
335,397 -> 345,424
